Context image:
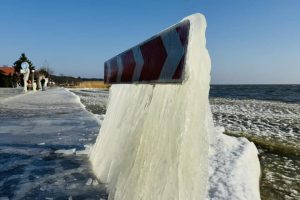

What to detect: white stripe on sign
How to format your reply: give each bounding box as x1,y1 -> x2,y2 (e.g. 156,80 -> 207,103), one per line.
107,61 -> 112,82
132,46 -> 144,82
159,29 -> 185,80
116,56 -> 124,82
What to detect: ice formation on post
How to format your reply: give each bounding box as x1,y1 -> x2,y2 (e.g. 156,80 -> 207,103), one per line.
20,62 -> 30,92
89,13 -> 213,200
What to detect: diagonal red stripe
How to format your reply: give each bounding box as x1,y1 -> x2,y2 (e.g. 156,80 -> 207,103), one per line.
121,50 -> 135,82
109,58 -> 118,83
139,37 -> 167,81
104,62 -> 108,83
176,21 -> 189,46
172,56 -> 185,80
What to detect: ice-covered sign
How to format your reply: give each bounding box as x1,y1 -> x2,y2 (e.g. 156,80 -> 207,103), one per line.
90,13 -> 213,200
21,62 -> 29,70
104,21 -> 190,84
20,62 -> 30,92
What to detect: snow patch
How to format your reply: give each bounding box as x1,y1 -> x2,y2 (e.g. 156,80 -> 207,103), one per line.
207,127 -> 261,200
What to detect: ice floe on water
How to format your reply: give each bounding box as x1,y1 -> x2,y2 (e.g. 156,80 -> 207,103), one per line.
211,98 -> 300,145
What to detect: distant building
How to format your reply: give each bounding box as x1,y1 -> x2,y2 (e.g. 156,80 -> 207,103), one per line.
0,66 -> 15,76
0,66 -> 19,87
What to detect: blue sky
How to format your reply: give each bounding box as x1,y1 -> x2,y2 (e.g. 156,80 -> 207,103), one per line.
0,0 -> 299,84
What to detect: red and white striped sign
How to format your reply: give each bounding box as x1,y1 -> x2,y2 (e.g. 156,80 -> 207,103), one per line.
104,20 -> 190,84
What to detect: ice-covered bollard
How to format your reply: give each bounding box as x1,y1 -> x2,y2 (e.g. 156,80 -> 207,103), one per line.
90,13 -> 213,200
42,78 -> 49,91
38,76 -> 49,91
32,82 -> 37,91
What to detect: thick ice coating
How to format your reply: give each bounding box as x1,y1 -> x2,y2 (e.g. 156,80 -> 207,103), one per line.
89,13 -> 213,200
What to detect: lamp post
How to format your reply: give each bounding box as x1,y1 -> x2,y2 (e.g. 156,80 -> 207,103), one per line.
31,69 -> 36,91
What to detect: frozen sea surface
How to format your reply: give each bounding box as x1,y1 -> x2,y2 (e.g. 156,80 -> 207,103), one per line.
211,98 -> 300,199
0,88 -> 107,200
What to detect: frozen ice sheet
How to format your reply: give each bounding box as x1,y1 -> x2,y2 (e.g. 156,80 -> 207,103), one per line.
0,88 -> 107,199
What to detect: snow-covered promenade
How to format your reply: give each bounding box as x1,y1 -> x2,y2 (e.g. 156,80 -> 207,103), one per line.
0,88 -> 107,199
0,88 -> 99,147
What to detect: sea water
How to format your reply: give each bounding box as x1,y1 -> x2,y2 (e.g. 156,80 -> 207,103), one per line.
72,84 -> 300,200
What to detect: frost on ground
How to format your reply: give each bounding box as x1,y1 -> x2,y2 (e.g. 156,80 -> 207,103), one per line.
0,88 -> 107,200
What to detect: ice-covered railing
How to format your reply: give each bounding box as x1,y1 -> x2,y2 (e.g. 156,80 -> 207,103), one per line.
90,13 -> 213,200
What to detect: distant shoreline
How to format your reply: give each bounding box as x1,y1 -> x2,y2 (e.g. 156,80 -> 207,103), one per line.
211,83 -> 300,86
